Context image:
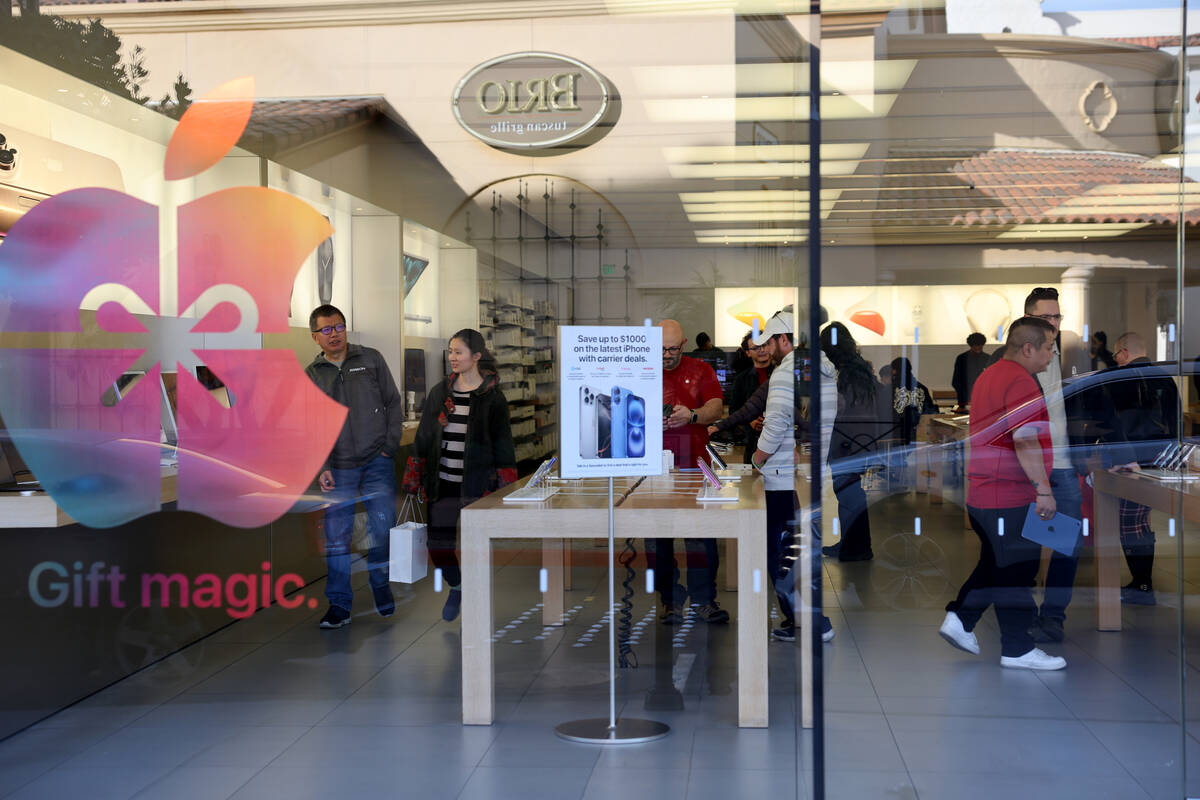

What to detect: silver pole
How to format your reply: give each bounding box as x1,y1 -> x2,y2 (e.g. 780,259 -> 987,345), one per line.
608,475 -> 616,730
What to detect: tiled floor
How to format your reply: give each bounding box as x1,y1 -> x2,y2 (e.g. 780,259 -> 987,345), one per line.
3,490 -> 1200,799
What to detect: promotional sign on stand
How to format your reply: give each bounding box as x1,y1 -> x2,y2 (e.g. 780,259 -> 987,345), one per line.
553,324 -> 670,745
559,325 -> 663,480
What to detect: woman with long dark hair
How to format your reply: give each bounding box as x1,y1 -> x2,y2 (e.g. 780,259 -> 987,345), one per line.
414,328 -> 516,621
820,322 -> 889,562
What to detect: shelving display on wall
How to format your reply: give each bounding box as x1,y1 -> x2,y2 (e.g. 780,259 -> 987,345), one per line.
479,280 -> 558,463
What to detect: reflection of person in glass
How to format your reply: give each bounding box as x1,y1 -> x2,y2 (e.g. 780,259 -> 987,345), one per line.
305,304 -> 403,629
414,329 -> 516,622
652,318 -> 727,625
316,218 -> 334,305
940,317 -> 1066,671
819,322 -> 888,562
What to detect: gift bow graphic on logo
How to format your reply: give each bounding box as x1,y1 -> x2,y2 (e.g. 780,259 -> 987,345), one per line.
0,77 -> 347,528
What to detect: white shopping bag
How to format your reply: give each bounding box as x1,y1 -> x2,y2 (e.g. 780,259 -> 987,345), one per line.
389,493 -> 427,583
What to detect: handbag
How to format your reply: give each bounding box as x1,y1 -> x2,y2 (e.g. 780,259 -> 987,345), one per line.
389,492 -> 428,583
402,455 -> 426,501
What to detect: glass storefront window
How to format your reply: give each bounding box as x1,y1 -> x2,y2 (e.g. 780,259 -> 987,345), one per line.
1,2 -> 1199,798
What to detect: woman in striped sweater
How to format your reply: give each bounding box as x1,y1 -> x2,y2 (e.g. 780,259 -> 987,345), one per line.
414,328 -> 517,621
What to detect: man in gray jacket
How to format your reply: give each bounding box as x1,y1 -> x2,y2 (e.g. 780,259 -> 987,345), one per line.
751,308 -> 834,644
305,304 -> 405,629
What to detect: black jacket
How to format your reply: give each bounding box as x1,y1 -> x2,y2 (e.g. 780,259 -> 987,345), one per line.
951,350 -> 990,406
305,344 -> 404,470
414,373 -> 516,501
1069,357 -> 1179,467
717,365 -> 771,457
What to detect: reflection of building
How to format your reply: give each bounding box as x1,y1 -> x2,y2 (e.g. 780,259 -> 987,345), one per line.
11,2 -> 1200,382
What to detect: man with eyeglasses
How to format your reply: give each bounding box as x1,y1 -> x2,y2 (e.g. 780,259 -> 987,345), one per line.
304,304 -> 405,629
707,330 -> 774,463
1020,287 -> 1085,644
652,319 -> 728,624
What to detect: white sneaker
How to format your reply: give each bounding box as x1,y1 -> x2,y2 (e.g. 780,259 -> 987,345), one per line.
938,611 -> 980,655
1000,647 -> 1067,671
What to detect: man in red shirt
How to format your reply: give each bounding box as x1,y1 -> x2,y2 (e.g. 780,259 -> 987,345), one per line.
652,319 -> 727,624
938,317 -> 1067,670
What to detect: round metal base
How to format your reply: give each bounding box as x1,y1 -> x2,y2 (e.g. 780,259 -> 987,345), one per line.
554,718 -> 671,745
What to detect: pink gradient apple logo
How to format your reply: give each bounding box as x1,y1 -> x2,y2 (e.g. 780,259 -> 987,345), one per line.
0,77 -> 347,528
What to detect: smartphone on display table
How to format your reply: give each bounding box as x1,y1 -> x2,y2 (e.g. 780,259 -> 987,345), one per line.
696,457 -> 723,489
705,442 -> 728,470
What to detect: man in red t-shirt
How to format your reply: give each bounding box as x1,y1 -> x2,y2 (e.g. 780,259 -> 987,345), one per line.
652,319 -> 727,624
939,317 -> 1067,671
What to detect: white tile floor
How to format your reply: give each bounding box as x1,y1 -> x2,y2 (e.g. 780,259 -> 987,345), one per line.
2,491 -> 1199,799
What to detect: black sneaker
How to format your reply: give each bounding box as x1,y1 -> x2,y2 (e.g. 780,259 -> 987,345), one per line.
1121,584 -> 1156,606
821,616 -> 835,643
319,605 -> 351,629
696,601 -> 730,624
771,624 -> 796,642
1028,614 -> 1064,643
821,542 -> 873,562
442,587 -> 462,621
373,584 -> 395,618
659,603 -> 683,625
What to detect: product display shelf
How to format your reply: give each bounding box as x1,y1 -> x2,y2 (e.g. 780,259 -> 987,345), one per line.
482,279 -> 558,466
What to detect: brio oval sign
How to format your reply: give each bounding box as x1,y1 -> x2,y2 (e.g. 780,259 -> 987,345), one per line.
452,52 -> 618,153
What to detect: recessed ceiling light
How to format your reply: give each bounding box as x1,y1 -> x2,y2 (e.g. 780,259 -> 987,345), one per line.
56,88 -> 69,93
129,117 -> 139,122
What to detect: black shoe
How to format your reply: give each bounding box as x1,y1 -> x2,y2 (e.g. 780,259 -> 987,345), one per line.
659,603 -> 683,625
319,605 -> 351,629
373,584 -> 395,618
696,601 -> 730,624
1121,583 -> 1156,606
771,624 -> 796,642
821,542 -> 873,562
1028,614 -> 1064,643
442,587 -> 462,621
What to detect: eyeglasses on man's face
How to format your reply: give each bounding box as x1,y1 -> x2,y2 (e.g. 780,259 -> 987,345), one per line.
312,323 -> 347,335
662,345 -> 683,355
1032,313 -> 1063,323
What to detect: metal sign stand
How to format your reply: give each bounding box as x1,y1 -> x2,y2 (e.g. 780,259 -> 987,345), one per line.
554,476 -> 670,744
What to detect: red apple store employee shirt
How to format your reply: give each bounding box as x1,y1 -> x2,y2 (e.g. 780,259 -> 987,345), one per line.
663,355 -> 724,467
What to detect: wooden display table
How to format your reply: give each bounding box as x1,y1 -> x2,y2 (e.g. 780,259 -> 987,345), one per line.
1091,469 -> 1200,631
459,471 -> 770,728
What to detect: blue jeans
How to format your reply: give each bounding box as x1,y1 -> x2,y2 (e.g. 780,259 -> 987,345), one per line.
1039,467 -> 1083,622
323,454 -> 397,610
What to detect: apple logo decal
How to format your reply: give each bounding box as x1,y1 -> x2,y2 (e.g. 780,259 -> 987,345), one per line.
0,77 -> 348,528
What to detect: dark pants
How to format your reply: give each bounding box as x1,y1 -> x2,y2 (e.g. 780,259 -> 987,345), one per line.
323,455 -> 397,610
1039,468 -> 1083,622
766,489 -> 799,626
832,472 -> 872,559
947,505 -> 1041,658
647,538 -> 719,606
428,482 -> 469,588
1119,499 -> 1155,587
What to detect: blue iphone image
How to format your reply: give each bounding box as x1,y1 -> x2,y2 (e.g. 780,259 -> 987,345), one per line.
610,386 -> 630,458
626,391 -> 646,458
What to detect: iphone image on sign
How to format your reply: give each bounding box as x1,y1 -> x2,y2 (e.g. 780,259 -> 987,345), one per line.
624,389 -> 646,459
596,392 -> 612,459
579,386 -> 599,459
610,386 -> 630,459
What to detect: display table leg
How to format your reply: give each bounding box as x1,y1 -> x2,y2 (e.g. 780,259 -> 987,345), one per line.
542,539 -> 566,627
461,524 -> 494,724
725,538 -> 738,591
736,523 -> 768,728
1093,485 -> 1121,632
